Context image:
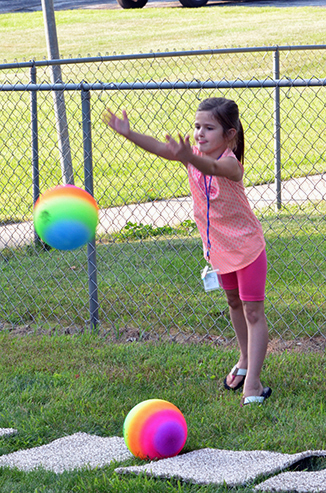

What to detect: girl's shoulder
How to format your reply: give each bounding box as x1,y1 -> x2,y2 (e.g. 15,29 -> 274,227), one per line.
223,148 -> 236,159
223,148 -> 244,176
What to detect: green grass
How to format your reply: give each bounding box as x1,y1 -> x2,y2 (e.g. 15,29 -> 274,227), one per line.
0,333 -> 325,492
1,202 -> 326,338
0,7 -> 325,62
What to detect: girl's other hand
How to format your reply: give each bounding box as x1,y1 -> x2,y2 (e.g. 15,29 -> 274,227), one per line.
102,108 -> 130,137
165,134 -> 192,164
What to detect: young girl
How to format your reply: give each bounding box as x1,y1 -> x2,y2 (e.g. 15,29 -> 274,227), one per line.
102,97 -> 271,406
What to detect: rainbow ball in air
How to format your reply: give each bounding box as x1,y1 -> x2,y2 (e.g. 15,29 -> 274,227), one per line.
123,399 -> 187,460
33,185 -> 99,250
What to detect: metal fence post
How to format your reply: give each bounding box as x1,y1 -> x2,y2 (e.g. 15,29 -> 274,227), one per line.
81,88 -> 99,332
274,48 -> 282,210
30,65 -> 41,246
41,0 -> 75,186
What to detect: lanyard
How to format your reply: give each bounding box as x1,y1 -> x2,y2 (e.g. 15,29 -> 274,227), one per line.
204,175 -> 213,260
203,153 -> 223,261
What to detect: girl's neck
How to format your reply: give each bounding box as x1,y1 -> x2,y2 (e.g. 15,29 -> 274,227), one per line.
202,145 -> 229,159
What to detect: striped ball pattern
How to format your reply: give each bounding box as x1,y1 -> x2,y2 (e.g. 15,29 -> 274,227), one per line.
123,399 -> 187,460
33,185 -> 99,250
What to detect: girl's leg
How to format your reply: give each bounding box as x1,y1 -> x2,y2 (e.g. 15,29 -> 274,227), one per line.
223,250 -> 269,394
242,300 -> 269,397
224,288 -> 248,389
221,250 -> 268,393
236,250 -> 269,397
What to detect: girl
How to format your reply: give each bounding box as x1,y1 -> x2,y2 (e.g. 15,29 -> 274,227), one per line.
102,97 -> 271,406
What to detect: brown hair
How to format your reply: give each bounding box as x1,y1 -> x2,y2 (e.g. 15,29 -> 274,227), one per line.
197,97 -> 244,164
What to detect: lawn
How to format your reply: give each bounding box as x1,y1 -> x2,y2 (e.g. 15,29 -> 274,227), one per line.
0,332 -> 324,492
0,6 -> 325,61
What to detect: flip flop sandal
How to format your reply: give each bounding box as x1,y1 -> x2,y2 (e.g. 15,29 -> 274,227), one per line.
241,386 -> 272,406
223,365 -> 247,391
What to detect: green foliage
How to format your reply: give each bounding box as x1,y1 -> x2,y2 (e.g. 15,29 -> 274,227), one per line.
108,220 -> 197,242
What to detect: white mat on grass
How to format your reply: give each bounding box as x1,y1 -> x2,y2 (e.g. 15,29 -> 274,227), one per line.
0,432 -> 132,473
255,468 -> 326,492
0,431 -> 325,492
0,429 -> 17,437
115,448 -> 326,487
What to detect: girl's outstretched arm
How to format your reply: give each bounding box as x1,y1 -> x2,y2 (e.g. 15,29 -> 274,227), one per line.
102,108 -> 179,161
165,133 -> 242,180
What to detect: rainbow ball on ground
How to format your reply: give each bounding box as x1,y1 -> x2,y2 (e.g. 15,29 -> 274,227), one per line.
33,185 -> 99,250
123,399 -> 187,460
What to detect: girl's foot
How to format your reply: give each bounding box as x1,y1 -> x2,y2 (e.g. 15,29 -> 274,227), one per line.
241,387 -> 272,406
223,365 -> 247,391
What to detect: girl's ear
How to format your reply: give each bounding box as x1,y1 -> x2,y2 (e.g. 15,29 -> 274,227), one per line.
227,128 -> 237,141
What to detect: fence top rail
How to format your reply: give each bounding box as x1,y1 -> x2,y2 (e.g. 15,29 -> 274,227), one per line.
1,44 -> 326,71
1,77 -> 326,92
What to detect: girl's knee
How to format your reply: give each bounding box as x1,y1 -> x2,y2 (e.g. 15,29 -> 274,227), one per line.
225,289 -> 242,310
243,301 -> 265,325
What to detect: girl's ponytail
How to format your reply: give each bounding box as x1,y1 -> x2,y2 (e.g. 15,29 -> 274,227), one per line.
234,119 -> 244,165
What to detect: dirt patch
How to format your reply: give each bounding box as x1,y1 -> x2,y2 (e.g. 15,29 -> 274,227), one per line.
0,322 -> 325,353
266,336 -> 326,354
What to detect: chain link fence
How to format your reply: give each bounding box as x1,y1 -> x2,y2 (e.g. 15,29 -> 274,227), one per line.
0,45 -> 325,342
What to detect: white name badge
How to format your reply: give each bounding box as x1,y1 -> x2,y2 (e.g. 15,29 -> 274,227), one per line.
201,266 -> 220,292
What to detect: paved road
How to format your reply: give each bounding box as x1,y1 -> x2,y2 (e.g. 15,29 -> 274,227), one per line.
0,0 -> 325,13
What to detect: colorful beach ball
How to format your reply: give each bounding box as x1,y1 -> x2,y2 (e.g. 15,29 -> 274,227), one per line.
123,399 -> 187,460
33,185 -> 99,250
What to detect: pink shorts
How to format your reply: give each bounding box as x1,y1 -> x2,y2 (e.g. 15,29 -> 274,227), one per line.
218,249 -> 267,302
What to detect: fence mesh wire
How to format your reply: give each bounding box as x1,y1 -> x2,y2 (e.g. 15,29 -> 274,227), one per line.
0,46 -> 325,341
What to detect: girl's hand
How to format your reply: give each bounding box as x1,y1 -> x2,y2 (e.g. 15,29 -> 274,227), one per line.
165,134 -> 192,164
102,108 -> 130,137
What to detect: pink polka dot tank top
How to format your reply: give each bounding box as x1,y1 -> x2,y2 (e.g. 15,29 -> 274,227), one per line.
187,147 -> 265,274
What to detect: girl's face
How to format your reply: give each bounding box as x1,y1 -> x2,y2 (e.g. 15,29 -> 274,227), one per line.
194,110 -> 231,158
